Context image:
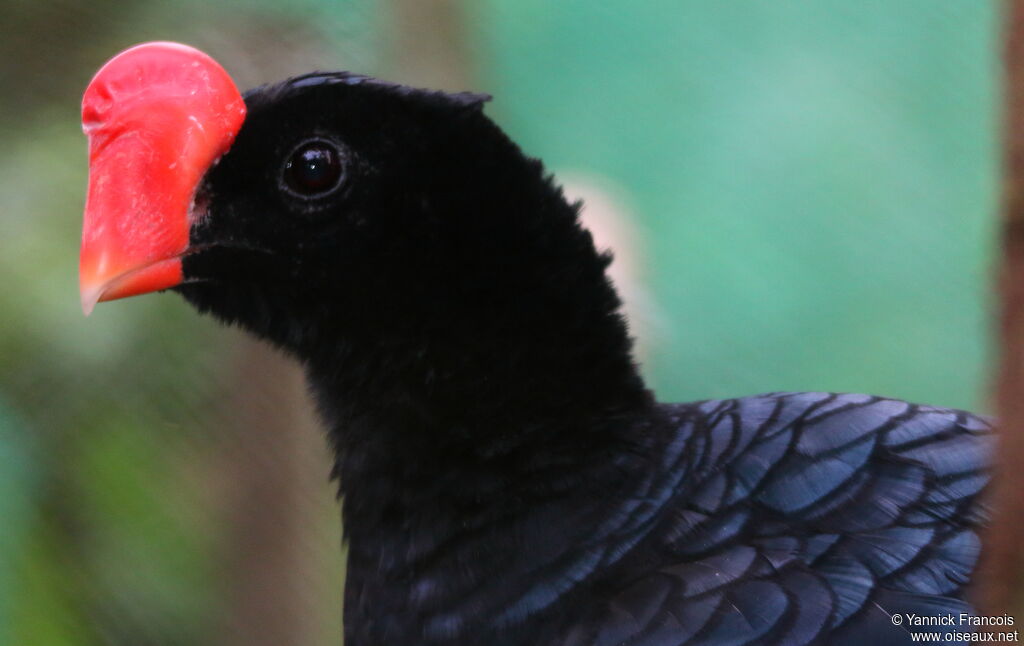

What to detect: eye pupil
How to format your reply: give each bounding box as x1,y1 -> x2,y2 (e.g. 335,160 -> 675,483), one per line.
284,141 -> 344,196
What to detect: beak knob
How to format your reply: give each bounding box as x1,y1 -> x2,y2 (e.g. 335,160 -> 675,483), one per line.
79,42 -> 246,314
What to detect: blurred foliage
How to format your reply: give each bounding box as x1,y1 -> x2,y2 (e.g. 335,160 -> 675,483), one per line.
0,0 -> 999,644
0,401 -> 37,645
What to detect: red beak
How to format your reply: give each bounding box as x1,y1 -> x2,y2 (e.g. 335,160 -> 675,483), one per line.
79,42 -> 246,314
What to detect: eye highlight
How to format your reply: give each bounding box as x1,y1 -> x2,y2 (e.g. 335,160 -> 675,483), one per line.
282,139 -> 345,198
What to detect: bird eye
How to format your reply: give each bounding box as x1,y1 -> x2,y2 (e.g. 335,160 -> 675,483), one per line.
282,140 -> 345,198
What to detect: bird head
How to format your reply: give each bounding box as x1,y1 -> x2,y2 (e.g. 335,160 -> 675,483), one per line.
80,43 -> 619,355
79,42 -> 648,429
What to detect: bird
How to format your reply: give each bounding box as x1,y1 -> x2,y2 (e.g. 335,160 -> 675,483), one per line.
79,42 -> 993,646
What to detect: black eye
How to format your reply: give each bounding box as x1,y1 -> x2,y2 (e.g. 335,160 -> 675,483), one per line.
282,140 -> 345,197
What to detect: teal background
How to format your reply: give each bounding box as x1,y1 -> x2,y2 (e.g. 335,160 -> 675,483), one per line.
0,1 -> 999,643
472,0 -> 997,408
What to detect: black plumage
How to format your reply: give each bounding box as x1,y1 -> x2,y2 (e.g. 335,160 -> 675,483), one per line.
125,71 -> 993,644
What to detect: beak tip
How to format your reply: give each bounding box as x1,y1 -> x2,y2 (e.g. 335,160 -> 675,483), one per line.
80,282 -> 104,316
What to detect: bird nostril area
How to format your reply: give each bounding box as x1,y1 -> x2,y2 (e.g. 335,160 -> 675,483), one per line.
189,178 -> 217,228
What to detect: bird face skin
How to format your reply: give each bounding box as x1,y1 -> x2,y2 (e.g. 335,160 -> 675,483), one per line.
79,43 -> 991,646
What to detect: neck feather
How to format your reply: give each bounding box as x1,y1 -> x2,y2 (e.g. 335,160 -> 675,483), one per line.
300,258 -> 653,642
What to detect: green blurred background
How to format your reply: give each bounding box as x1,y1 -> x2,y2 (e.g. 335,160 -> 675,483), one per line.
0,0 -> 999,644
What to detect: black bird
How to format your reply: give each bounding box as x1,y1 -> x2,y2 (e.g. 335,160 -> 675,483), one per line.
79,42 -> 992,646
